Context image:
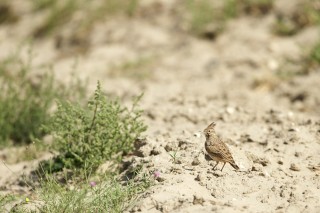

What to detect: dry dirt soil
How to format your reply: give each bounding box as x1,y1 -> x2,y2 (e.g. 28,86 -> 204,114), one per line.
0,0 -> 320,212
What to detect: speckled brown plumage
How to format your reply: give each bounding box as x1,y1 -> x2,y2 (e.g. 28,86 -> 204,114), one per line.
204,122 -> 239,171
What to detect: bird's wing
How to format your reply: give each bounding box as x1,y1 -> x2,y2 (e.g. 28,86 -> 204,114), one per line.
207,140 -> 235,162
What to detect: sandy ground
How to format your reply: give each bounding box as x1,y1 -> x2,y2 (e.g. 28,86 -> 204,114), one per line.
0,0 -> 320,212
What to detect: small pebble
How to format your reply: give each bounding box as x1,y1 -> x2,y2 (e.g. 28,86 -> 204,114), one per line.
150,147 -> 161,155
252,163 -> 263,172
131,206 -> 139,212
211,170 -> 224,177
226,106 -> 235,114
287,111 -> 294,119
176,178 -> 183,183
259,171 -> 270,177
267,59 -> 279,70
290,163 -> 300,171
195,173 -> 206,183
294,152 -> 301,157
248,174 -> 254,178
193,195 -> 205,205
164,143 -> 175,152
192,157 -> 201,166
194,132 -> 202,138
157,176 -> 166,182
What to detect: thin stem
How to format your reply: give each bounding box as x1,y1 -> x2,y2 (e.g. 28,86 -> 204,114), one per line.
89,102 -> 98,134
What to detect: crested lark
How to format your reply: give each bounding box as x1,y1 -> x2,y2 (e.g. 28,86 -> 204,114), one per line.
204,122 -> 239,171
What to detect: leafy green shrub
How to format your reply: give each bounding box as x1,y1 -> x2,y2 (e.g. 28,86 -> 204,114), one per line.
41,81 -> 147,174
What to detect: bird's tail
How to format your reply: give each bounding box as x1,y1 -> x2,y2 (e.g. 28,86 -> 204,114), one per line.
230,161 -> 239,170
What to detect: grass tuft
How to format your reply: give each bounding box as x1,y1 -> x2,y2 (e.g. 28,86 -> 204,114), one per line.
273,0 -> 320,36
308,41 -> 320,68
33,0 -> 140,39
36,175 -> 149,212
33,0 -> 78,38
0,56 -> 53,146
6,172 -> 151,213
184,0 -> 273,39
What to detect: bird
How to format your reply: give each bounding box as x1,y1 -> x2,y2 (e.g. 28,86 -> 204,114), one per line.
204,122 -> 239,171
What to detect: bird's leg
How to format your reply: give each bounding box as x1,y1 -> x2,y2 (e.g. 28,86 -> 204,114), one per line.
221,162 -> 226,171
213,161 -> 219,170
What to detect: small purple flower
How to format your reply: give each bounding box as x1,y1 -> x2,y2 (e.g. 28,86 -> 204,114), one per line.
90,181 -> 97,187
153,171 -> 160,178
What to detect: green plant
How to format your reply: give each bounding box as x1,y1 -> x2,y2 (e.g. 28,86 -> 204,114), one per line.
186,0 -> 225,38
308,41 -> 320,67
32,0 -> 57,11
33,0 -> 140,39
2,173 -> 151,212
110,56 -> 156,80
223,0 -> 238,19
184,0 -> 273,39
6,172 -> 151,213
0,56 -> 52,146
169,149 -> 181,164
98,0 -> 139,17
126,0 -> 139,17
240,0 -> 273,16
33,0 -> 78,38
0,194 -> 16,212
40,81 -> 147,174
222,0 -> 274,18
273,0 -> 320,36
76,0 -> 139,39
40,176 -> 148,212
0,53 -> 85,147
272,17 -> 297,36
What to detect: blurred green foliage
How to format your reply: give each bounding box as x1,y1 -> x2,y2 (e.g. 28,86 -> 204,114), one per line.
0,52 -> 85,147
